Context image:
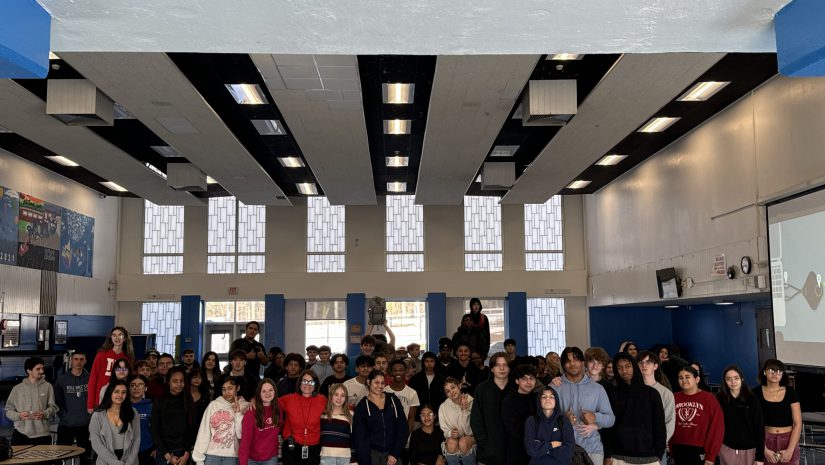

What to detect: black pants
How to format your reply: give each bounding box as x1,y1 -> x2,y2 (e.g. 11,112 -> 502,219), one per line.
282,444 -> 321,465
671,444 -> 705,465
11,430 -> 52,446
139,449 -> 155,465
57,425 -> 92,465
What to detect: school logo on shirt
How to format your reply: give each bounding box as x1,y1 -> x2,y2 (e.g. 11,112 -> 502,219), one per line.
675,401 -> 704,426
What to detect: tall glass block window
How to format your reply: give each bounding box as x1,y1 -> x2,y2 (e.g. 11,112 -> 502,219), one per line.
208,196 -> 265,274
141,302 -> 181,355
464,196 -> 502,271
305,301 -> 347,354
386,195 -> 424,272
525,196 -> 564,271
385,301 -> 427,349
526,298 -> 566,355
464,298 -> 505,351
307,197 -> 345,272
143,201 -> 184,274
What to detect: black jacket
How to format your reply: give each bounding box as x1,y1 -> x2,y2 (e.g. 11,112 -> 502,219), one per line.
717,391 -> 765,460
604,383 -> 667,460
409,371 -> 447,413
501,390 -> 537,465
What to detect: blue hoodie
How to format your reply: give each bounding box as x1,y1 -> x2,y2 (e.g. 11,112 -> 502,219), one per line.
554,374 -> 615,455
524,387 -> 575,465
352,392 -> 409,465
133,398 -> 154,452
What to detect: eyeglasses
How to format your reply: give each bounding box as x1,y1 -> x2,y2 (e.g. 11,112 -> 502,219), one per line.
638,359 -> 655,366
420,412 -> 435,417
300,380 -> 316,386
129,384 -> 145,389
767,368 -> 784,375
115,367 -> 129,372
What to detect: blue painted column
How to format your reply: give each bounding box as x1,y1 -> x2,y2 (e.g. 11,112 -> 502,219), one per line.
346,293 -> 366,357
0,0 -> 51,78
506,292 -> 528,356
264,294 -> 285,350
427,293 -> 447,352
180,295 -> 203,360
775,0 -> 825,76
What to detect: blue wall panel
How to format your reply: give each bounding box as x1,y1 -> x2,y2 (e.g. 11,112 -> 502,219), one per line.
264,294 -> 285,350
775,0 -> 825,77
0,0 -> 51,78
589,306 -> 674,355
506,292 -> 528,355
180,295 -> 202,360
346,293 -> 366,357
427,292 -> 447,352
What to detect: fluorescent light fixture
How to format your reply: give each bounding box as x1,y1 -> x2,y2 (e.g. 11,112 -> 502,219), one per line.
151,145 -> 182,158
490,145 -> 519,157
385,156 -> 409,167
144,162 -> 167,179
387,181 -> 407,192
100,181 -> 128,192
595,154 -> 628,166
567,180 -> 591,189
0,125 -> 12,133
297,182 -> 318,195
638,117 -> 680,133
549,53 -> 583,61
383,119 -> 411,135
46,155 -> 79,167
278,157 -> 305,168
206,176 -> 218,185
677,81 -> 730,102
382,83 -> 415,104
49,52 -> 60,60
252,119 -> 287,136
225,83 -> 268,105
714,301 -> 735,306
664,305 -> 679,309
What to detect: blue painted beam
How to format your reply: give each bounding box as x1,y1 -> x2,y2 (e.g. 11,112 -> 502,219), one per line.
505,292 -> 528,356
0,0 -> 51,78
427,292 -> 447,352
346,293 -> 366,357
180,295 -> 203,360
264,294 -> 285,350
775,0 -> 825,76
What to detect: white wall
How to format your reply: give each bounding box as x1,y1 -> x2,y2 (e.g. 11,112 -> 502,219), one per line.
0,148 -> 119,315
586,75 -> 825,306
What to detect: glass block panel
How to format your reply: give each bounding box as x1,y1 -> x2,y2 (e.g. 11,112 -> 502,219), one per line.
236,301 -> 265,322
205,301 -> 234,322
237,255 -> 265,274
387,253 -> 424,272
143,256 -> 183,275
386,301 -> 427,350
208,197 -> 237,254
307,254 -> 346,273
464,298 -> 505,348
386,195 -> 423,253
463,196 -> 502,252
141,302 -> 181,356
305,320 -> 347,355
238,202 -> 265,253
527,298 -> 566,355
464,252 -> 502,272
524,196 -> 563,251
208,255 -> 236,274
526,252 -> 564,271
307,197 -> 345,253
305,301 -> 347,320
143,201 -> 184,254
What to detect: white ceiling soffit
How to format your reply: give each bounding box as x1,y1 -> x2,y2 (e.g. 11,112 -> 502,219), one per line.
502,53 -> 726,204
41,0 -> 788,54
416,55 -> 539,205
251,54 -> 375,205
59,52 -> 291,206
0,80 -> 203,206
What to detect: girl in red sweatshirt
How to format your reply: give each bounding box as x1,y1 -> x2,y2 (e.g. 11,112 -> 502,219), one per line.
670,365 -> 724,465
239,378 -> 281,465
87,326 -> 134,411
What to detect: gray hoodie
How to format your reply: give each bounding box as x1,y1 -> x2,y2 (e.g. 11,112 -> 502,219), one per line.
554,374 -> 615,456
4,377 -> 59,438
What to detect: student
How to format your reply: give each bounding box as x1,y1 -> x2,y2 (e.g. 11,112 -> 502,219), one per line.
263,348 -> 286,382
239,379 -> 280,465
319,354 -> 352,397
452,314 -> 483,357
89,380 -> 141,465
147,353 -> 175,400
470,352 -> 512,465
277,353 -> 307,397
188,368 -> 211,425
501,365 -> 538,465
192,377 -> 249,465
348,335 -> 377,376
145,349 -> 161,376
409,352 -> 447,415
151,366 -> 196,465
446,342 -> 483,395
180,349 -> 199,374
670,366 -> 724,465
344,355 -> 375,409
4,356 -> 59,445
128,375 -> 155,465
220,350 -> 262,401
312,345 -> 334,384
409,404 -> 446,465
353,370 -> 409,465
716,365 -> 764,465
436,338 -> 454,377
200,352 -> 222,398
637,351 -> 675,446
306,345 -> 320,368
407,343 -> 422,374
319,384 -> 353,465
753,359 -> 801,465
524,386 -> 575,465
279,370 -> 327,465
467,298 -> 490,358
136,360 -> 153,380
618,342 -> 639,359
228,321 -> 267,377
55,351 -> 92,465
439,377 -> 475,465
385,359 -> 420,436
373,353 -> 390,375
584,347 -> 612,388
99,358 -> 131,403
88,326 -> 135,412
503,339 -> 518,364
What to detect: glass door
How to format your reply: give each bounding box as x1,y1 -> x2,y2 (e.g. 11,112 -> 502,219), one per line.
206,324 -> 234,370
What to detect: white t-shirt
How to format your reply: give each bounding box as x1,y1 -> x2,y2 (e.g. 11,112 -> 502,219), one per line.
384,384 -> 420,419
343,378 -> 368,409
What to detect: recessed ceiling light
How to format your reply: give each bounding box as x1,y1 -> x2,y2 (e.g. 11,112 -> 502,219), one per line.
677,81 -> 730,102
150,145 -> 182,158
567,180 -> 591,189
549,53 -> 583,61
297,182 -> 318,195
385,156 -> 409,167
49,52 -> 60,60
595,154 -> 628,166
225,83 -> 268,105
387,181 -> 407,193
0,125 -> 12,133
638,117 -> 680,133
383,119 -> 411,135
382,83 -> 415,104
252,119 -> 287,136
278,157 -> 305,168
45,155 -> 79,167
144,162 -> 167,180
664,305 -> 679,309
100,181 -> 128,192
490,145 -> 519,157
206,176 -> 218,185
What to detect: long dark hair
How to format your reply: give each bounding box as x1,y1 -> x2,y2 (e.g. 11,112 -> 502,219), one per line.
165,366 -> 195,417
201,352 -> 221,380
98,379 -> 134,433
717,365 -> 754,404
187,368 -> 210,399
253,378 -> 280,429
99,326 -> 135,362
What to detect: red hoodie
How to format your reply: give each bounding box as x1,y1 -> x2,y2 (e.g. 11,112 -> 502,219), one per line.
87,349 -> 131,410
670,390 -> 725,462
239,405 -> 280,465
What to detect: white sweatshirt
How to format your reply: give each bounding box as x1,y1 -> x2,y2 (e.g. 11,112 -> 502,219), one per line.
438,395 -> 474,438
192,396 -> 248,464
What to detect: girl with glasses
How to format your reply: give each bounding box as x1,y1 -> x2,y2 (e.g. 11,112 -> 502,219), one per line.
192,378 -> 249,465
128,374 -> 154,465
716,365 -> 764,465
754,359 -> 801,465
319,384 -> 353,465
98,358 -> 132,404
278,370 -> 326,465
409,405 -> 446,465
88,326 -> 134,412
669,366 -> 724,465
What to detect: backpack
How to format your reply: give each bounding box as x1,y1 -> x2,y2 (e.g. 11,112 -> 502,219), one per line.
0,436 -> 12,461
532,413 -> 595,465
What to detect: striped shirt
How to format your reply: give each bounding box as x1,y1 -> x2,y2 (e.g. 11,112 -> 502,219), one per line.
320,413 -> 352,458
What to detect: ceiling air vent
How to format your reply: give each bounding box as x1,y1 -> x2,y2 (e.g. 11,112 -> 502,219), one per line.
522,79 -> 577,127
167,163 -> 207,192
46,79 -> 114,126
480,162 -> 515,191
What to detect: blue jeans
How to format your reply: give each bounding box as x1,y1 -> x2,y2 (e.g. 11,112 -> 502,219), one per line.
204,456 -> 238,465
249,459 -> 277,465
319,458 -> 350,465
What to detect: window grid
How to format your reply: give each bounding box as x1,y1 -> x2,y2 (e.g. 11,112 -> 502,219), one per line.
525,196 -> 564,271
307,197 -> 345,272
464,298 -> 505,349
464,196 -> 502,271
386,301 -> 427,350
386,195 -> 424,272
208,197 -> 265,274
305,301 -> 347,354
141,302 -> 181,356
205,301 -> 265,323
143,201 -> 184,275
526,298 -> 566,355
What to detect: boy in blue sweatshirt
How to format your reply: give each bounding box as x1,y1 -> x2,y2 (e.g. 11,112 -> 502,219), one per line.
128,374 -> 155,465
